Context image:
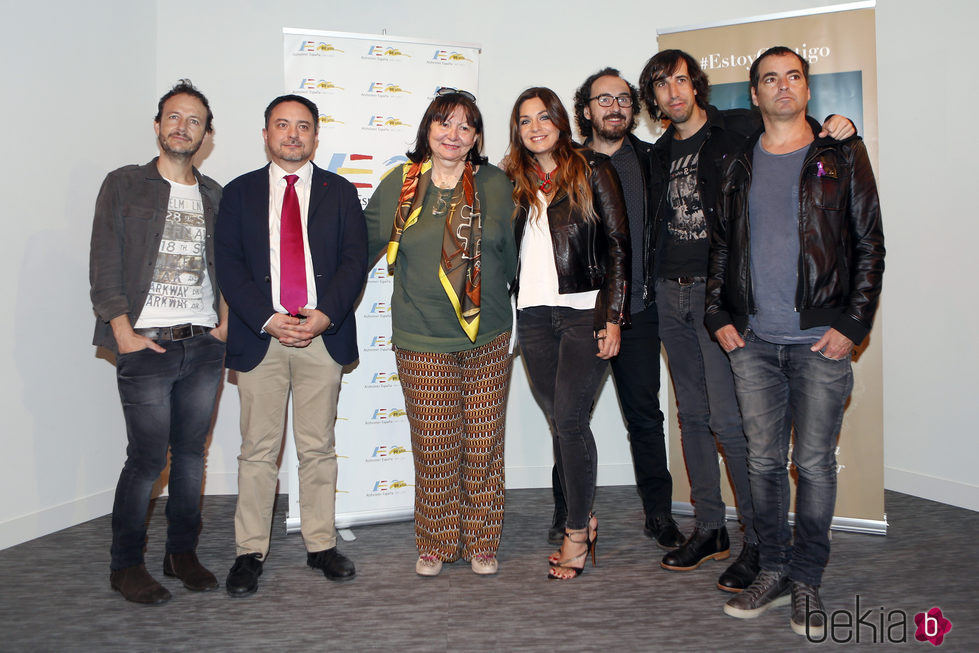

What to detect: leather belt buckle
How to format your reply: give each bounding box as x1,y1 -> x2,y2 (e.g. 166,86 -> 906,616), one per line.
675,276 -> 698,286
170,323 -> 195,340
134,323 -> 209,342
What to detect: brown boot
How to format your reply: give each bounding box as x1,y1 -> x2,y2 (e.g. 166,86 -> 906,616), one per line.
163,551 -> 218,591
110,564 -> 171,604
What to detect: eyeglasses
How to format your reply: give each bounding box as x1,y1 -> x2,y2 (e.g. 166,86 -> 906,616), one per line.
589,94 -> 633,108
435,87 -> 477,102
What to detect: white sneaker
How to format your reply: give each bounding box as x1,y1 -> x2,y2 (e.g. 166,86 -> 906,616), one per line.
415,555 -> 442,577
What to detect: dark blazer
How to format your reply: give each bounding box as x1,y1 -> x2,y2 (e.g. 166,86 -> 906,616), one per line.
215,163 -> 368,372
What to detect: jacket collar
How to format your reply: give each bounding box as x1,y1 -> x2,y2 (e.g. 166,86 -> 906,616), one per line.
141,156 -> 214,191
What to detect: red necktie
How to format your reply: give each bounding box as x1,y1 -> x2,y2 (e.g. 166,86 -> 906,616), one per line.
279,174 -> 307,315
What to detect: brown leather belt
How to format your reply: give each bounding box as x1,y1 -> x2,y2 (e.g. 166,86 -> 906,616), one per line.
133,323 -> 211,341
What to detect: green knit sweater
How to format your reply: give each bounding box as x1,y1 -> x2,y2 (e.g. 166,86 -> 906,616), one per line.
365,164 -> 516,353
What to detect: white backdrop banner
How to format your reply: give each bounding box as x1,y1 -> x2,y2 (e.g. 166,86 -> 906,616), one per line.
281,28 -> 480,531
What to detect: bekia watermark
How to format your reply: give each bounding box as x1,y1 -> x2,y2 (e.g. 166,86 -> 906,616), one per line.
801,595 -> 952,645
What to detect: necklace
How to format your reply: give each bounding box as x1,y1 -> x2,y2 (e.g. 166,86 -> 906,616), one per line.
534,164 -> 554,194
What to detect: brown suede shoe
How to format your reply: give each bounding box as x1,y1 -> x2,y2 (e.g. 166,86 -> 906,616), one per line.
163,551 -> 219,591
110,564 -> 172,604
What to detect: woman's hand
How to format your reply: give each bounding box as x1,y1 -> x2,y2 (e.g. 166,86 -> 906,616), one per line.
596,322 -> 621,360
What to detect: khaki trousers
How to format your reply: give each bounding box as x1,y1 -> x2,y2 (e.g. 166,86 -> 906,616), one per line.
234,337 -> 342,558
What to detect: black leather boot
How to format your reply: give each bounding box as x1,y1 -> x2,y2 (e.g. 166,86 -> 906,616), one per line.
660,526 -> 730,571
717,542 -> 760,592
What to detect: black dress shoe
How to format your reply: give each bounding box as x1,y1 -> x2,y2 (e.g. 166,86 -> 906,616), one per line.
164,551 -> 219,591
661,526 -> 730,571
110,564 -> 171,604
547,506 -> 568,546
226,553 -> 263,597
307,547 -> 356,581
644,514 -> 686,549
717,542 -> 760,593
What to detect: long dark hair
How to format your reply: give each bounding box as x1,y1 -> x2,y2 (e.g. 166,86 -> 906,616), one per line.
406,92 -> 487,165
501,87 -> 595,221
638,49 -> 711,121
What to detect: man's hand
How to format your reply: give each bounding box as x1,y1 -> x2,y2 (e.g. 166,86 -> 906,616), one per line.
210,321 -> 228,342
819,115 -> 856,140
715,325 -> 745,353
264,313 -> 308,347
596,322 -> 621,360
811,328 -> 854,360
265,308 -> 332,348
111,314 -> 165,354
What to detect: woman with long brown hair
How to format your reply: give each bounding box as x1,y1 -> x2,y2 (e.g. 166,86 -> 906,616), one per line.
502,87 -> 630,580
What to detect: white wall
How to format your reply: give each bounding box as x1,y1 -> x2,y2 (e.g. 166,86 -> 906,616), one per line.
3,0 -> 976,549
0,2 -> 157,549
877,2 -> 979,511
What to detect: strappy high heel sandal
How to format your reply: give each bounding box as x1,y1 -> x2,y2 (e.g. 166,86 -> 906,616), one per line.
547,519 -> 598,580
549,514 -> 598,566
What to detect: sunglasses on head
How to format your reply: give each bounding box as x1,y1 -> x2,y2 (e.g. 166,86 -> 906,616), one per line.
435,87 -> 477,103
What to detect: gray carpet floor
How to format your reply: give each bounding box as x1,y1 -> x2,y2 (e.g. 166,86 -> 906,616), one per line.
2,488 -> 976,652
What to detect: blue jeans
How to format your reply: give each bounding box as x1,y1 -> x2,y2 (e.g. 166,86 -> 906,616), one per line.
518,306 -> 608,530
727,331 -> 853,586
656,279 -> 754,539
552,306 -> 671,520
111,333 -> 225,570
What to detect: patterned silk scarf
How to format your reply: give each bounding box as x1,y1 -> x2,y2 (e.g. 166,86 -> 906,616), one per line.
387,159 -> 482,342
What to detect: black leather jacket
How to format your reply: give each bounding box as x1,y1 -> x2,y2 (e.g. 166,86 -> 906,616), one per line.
513,148 -> 631,331
705,117 -> 885,345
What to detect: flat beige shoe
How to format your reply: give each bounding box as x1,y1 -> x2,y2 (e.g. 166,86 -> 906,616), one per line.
471,554 -> 498,575
415,555 -> 443,577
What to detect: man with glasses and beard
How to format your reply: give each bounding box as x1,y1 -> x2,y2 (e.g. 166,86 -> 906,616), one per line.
563,68 -> 685,552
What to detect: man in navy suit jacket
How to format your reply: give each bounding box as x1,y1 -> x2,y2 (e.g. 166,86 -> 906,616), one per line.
216,94 -> 367,597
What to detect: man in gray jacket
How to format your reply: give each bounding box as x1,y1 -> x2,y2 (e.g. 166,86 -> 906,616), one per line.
89,80 -> 226,604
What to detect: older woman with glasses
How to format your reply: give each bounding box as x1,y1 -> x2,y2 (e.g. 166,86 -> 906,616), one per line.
365,89 -> 517,577
502,87 -> 630,580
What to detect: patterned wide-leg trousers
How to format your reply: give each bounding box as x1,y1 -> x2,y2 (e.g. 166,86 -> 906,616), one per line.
394,331 -> 513,562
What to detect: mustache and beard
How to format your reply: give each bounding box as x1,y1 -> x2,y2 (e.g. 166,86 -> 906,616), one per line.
592,110 -> 635,141
158,129 -> 203,159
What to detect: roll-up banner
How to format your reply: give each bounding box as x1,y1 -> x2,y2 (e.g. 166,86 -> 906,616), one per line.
282,29 -> 480,532
658,2 -> 886,534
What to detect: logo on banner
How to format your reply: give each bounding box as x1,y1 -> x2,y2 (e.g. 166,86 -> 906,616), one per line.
318,114 -> 343,127
429,50 -> 473,65
365,372 -> 400,388
368,479 -> 412,496
323,152 -> 374,190
363,116 -> 412,132
297,78 -> 344,93
364,301 -> 390,318
366,445 -> 411,463
296,41 -> 344,56
367,408 -> 407,424
368,263 -> 390,281
364,82 -> 413,97
364,45 -> 412,60
364,334 -> 392,351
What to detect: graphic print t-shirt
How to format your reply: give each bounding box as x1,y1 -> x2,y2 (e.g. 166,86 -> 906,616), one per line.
134,180 -> 217,328
658,123 -> 710,278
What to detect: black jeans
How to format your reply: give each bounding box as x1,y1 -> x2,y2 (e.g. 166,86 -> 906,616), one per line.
518,306 -> 608,530
550,305 -> 672,521
110,333 -> 225,570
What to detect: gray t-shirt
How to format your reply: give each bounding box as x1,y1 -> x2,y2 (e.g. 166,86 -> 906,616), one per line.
747,140 -> 828,344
